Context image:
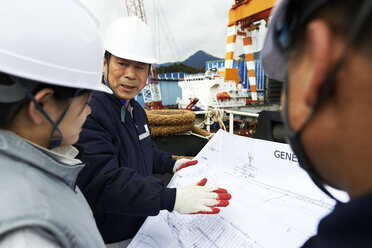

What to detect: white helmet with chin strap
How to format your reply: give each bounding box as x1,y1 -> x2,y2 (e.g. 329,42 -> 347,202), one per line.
103,16 -> 157,64
0,0 -> 112,148
0,0 -> 112,95
102,16 -> 156,124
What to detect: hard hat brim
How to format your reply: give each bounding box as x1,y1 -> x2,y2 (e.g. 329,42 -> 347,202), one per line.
260,0 -> 291,82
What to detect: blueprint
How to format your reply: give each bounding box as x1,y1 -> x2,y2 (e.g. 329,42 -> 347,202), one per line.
129,130 -> 346,248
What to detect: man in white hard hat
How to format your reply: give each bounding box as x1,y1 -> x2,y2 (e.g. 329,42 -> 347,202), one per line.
0,0 -> 112,247
76,16 -> 231,245
261,0 -> 372,246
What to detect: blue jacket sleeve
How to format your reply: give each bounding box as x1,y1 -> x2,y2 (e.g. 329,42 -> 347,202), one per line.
151,139 -> 176,175
76,112 -> 176,218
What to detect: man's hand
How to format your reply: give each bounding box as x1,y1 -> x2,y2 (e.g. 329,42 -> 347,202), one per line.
174,178 -> 232,214
173,159 -> 198,173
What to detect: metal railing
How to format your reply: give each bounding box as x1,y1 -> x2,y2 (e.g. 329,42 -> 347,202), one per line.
195,109 -> 259,133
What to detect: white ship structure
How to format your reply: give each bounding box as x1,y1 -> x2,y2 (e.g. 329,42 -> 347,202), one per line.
177,72 -> 248,110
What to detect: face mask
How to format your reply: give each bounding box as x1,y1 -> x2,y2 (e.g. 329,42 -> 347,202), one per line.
282,70 -> 338,201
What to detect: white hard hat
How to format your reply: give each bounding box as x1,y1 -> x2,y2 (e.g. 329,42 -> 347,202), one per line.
0,0 -> 112,94
104,16 -> 157,64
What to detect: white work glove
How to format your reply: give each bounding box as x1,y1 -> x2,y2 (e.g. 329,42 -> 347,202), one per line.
173,159 -> 198,173
174,178 -> 231,214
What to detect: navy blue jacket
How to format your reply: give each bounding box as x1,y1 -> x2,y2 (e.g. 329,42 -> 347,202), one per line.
76,91 -> 176,243
302,192 -> 372,247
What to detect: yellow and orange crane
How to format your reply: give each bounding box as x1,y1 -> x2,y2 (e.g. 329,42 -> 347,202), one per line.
224,0 -> 276,101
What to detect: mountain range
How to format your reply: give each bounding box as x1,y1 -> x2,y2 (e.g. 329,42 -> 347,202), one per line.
158,50 -> 221,69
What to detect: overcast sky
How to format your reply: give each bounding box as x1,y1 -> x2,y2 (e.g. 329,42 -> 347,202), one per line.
80,0 -> 267,63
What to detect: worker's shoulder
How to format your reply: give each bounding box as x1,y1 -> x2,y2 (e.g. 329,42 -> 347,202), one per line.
130,99 -> 147,116
90,91 -> 117,107
89,92 -> 119,118
130,99 -> 143,109
81,93 -> 118,133
318,192 -> 372,237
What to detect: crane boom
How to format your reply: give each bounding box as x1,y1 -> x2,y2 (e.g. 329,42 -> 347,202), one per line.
229,0 -> 275,28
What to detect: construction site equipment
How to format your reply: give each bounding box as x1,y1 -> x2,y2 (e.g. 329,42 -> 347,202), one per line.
224,0 -> 276,101
125,0 -> 147,23
146,110 -> 195,137
124,0 -> 163,109
194,109 -> 259,133
177,74 -> 248,109
206,54 -> 266,99
185,98 -> 199,110
216,92 -> 231,100
147,110 -> 212,159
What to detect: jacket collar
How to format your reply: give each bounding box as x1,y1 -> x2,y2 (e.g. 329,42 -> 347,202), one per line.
0,129 -> 84,189
102,91 -> 138,110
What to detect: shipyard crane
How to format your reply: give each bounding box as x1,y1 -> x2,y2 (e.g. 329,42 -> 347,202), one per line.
124,0 -> 163,110
224,0 -> 276,101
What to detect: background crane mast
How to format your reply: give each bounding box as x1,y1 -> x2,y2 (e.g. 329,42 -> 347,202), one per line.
125,0 -> 147,23
124,0 -> 163,110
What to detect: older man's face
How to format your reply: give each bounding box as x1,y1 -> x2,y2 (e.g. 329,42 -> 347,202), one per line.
104,54 -> 150,101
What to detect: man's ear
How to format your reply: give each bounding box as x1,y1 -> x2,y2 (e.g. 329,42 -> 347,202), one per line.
28,88 -> 54,124
103,57 -> 107,74
304,20 -> 332,107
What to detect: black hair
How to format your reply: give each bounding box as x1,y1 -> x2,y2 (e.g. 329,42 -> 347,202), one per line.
289,0 -> 372,59
104,50 -> 152,75
0,72 -> 89,129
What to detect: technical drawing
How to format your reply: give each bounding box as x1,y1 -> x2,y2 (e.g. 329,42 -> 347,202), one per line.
163,212 -> 264,248
129,130 -> 339,248
128,233 -> 162,248
208,145 -> 220,153
232,152 -> 257,179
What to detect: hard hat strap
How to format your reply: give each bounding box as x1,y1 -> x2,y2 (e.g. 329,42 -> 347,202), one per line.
104,52 -> 112,91
49,89 -> 81,149
18,79 -> 81,149
104,51 -> 128,124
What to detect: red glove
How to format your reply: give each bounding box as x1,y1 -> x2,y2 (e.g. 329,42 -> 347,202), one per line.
173,159 -> 198,173
174,178 -> 232,214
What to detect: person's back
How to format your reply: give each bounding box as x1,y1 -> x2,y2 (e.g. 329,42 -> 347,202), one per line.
0,0 -> 112,247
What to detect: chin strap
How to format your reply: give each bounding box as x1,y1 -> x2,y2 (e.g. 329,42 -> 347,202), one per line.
17,79 -> 80,149
104,53 -> 128,124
